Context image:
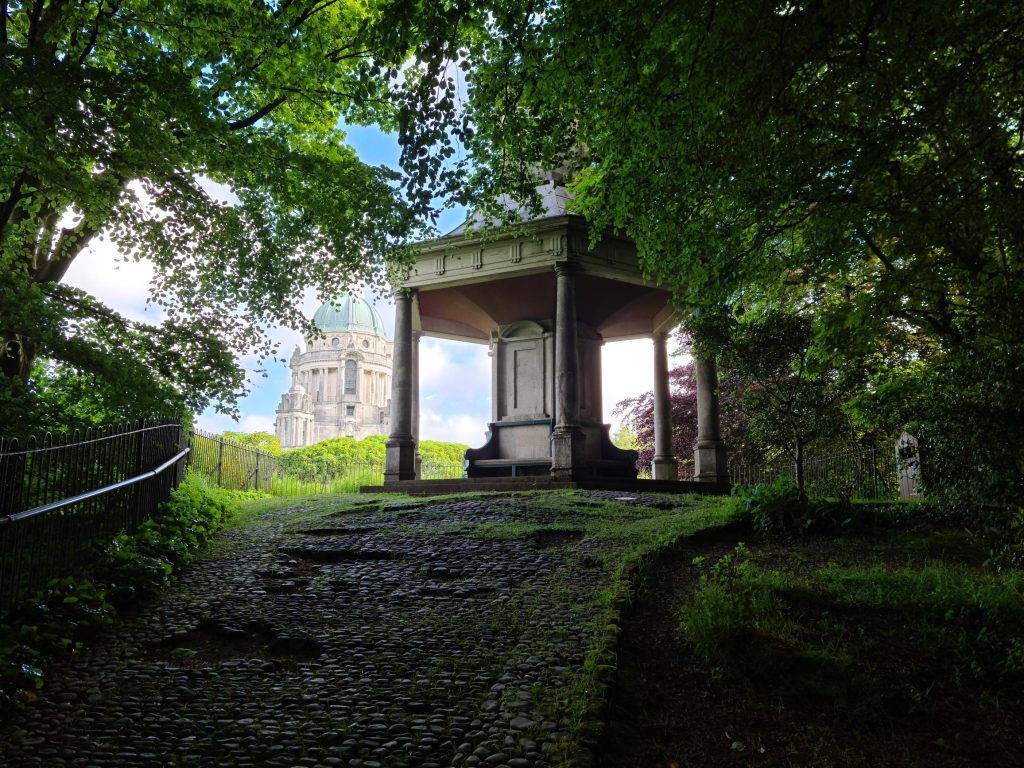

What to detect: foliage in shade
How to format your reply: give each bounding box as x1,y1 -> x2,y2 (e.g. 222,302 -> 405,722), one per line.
394,0 -> 1024,514
679,542 -> 1024,713
713,308 -> 859,496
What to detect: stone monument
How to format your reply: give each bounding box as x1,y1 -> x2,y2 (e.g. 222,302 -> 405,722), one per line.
381,176 -> 729,487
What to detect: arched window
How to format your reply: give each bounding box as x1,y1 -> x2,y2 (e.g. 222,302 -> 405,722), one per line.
344,359 -> 357,394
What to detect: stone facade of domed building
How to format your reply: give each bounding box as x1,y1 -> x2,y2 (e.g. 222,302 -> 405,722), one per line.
275,295 -> 393,449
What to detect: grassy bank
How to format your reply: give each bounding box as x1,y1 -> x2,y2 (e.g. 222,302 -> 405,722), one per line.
601,516 -> 1024,767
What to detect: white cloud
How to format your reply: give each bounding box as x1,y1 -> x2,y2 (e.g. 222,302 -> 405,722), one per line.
196,176 -> 239,206
601,339 -> 654,426
62,238 -> 163,325
419,336 -> 490,390
418,337 -> 491,444
600,337 -> 692,429
240,414 -> 276,433
194,411 -> 237,434
193,411 -> 275,435
420,408 -> 489,446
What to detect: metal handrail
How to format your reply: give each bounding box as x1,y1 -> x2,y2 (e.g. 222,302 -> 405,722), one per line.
0,421 -> 182,458
0,446 -> 191,526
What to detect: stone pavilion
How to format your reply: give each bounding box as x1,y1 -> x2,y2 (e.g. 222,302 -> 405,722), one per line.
380,178 -> 729,489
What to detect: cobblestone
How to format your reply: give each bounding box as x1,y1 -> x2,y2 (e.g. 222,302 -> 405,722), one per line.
0,491 -> 707,767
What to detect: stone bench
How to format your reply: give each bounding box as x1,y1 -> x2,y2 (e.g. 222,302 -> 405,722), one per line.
466,457 -> 552,478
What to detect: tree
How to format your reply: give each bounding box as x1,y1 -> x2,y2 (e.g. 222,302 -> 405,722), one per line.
0,284 -> 240,434
397,0 -> 1024,512
221,431 -> 282,456
614,359 -> 755,480
279,435 -> 389,476
714,310 -> 854,500
1,0 -> 443,435
419,439 -> 470,466
277,434 -> 468,475
610,422 -> 638,452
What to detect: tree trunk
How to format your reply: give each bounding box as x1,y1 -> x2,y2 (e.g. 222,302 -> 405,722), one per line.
795,433 -> 807,505
1,332 -> 33,381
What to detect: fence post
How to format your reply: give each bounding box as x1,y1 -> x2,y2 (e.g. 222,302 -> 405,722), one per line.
216,439 -> 224,486
254,453 -> 260,491
871,446 -> 878,500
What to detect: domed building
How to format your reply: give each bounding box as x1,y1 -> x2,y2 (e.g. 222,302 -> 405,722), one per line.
275,295 -> 393,449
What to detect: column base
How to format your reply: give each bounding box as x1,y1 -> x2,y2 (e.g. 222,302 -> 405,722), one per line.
550,426 -> 586,481
384,436 -> 416,483
651,456 -> 679,481
694,440 -> 729,484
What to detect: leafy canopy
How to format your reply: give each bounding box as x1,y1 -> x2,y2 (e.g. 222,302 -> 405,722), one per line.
1,0 -> 439,435
396,0 -> 1024,511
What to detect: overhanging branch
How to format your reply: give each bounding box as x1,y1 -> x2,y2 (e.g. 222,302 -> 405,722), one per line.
227,95 -> 288,130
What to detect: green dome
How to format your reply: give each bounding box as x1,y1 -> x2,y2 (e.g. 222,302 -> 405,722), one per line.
312,295 -> 389,337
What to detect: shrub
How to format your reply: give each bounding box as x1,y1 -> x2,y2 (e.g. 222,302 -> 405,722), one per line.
678,544 -> 787,660
737,477 -> 802,537
736,477 -> 915,537
968,506 -> 1024,573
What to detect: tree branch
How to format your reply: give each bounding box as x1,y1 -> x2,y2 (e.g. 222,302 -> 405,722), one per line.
26,0 -> 46,46
36,217 -> 101,284
32,205 -> 58,271
79,1 -> 119,64
855,225 -> 897,271
293,0 -> 343,30
0,170 -> 31,236
227,95 -> 289,130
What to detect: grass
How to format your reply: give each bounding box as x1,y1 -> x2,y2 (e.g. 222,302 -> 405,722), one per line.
678,539 -> 1024,725
815,563 -> 1024,616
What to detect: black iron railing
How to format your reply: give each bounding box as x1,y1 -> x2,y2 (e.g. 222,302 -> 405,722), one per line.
188,429 -> 276,493
187,429 -> 463,495
0,419 -> 187,617
729,445 -> 901,500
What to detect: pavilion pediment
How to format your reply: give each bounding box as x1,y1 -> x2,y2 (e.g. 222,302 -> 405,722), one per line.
405,216 -> 679,343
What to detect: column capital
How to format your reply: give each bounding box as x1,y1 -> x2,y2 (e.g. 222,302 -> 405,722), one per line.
553,261 -> 579,277
391,286 -> 418,301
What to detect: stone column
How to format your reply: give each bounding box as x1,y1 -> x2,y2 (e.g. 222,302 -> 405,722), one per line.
550,263 -> 585,480
385,289 -> 417,483
651,331 -> 679,480
412,330 -> 422,479
693,356 -> 729,484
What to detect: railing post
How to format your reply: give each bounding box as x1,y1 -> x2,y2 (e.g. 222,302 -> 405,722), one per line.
871,446 -> 879,500
216,439 -> 224,486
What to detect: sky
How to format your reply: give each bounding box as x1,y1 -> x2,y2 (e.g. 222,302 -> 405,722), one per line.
61,125 -> 660,447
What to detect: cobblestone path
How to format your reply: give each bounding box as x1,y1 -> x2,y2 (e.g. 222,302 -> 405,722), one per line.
0,491 -> 723,768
